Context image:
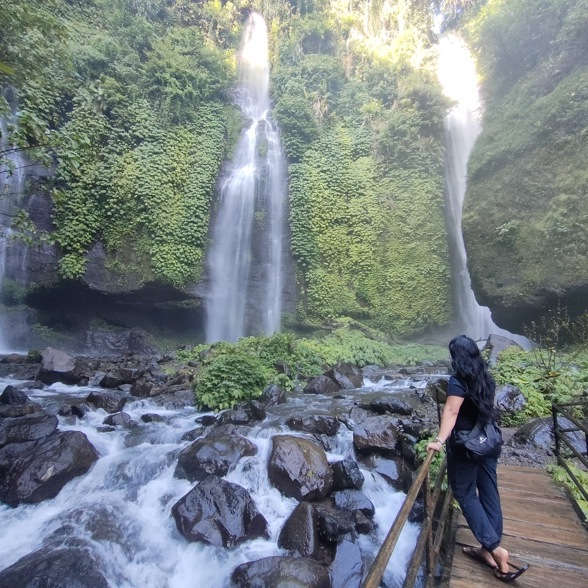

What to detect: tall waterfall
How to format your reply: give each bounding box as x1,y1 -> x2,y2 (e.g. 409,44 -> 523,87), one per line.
205,13 -> 287,343
0,96 -> 27,353
438,33 -> 527,345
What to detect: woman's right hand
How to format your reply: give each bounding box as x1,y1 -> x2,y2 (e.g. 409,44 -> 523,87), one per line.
426,440 -> 443,453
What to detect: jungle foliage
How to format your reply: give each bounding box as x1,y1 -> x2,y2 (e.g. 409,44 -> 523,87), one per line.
1,0 -> 455,337
460,0 -> 588,315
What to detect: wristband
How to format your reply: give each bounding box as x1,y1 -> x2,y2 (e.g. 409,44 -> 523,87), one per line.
434,437 -> 445,445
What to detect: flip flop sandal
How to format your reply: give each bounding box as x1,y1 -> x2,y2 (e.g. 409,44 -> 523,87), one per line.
462,546 -> 497,569
494,563 -> 530,583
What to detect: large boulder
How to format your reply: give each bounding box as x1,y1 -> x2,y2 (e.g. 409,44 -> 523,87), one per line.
285,415 -> 340,436
86,391 -> 127,413
324,363 -> 363,390
331,458 -> 364,490
174,433 -> 257,482
511,416 -> 585,455
0,541 -> 109,588
99,368 -> 144,388
258,384 -> 287,406
353,415 -> 401,456
0,431 -> 99,506
362,397 -> 413,416
495,384 -> 526,416
329,539 -> 364,588
231,556 -> 330,588
268,435 -> 333,501
171,475 -> 268,547
0,385 -> 29,406
303,375 -> 340,395
0,412 -> 58,449
483,334 -> 523,365
38,348 -> 86,386
332,489 -> 375,517
277,501 -> 321,558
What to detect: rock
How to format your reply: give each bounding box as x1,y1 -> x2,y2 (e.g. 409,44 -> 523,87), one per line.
364,397 -> 413,416
425,376 -> 449,404
511,416 -> 585,455
0,385 -> 29,405
140,413 -> 164,423
0,541 -> 109,588
329,539 -> 364,588
38,348 -> 85,385
86,391 -> 127,413
181,427 -> 205,442
495,384 -> 526,415
347,406 -> 370,427
361,455 -> 412,492
268,435 -> 333,501
171,475 -> 268,547
0,430 -> 99,506
0,402 -> 44,418
332,490 -> 375,517
231,556 -> 330,588
174,434 -> 257,482
0,353 -> 27,364
286,415 -> 340,436
303,375 -> 341,395
0,412 -> 58,449
195,415 -> 217,426
353,415 -> 400,456
99,368 -> 144,388
277,501 -> 321,558
398,432 -> 418,467
130,376 -> 154,398
259,383 -> 287,406
85,327 -> 158,355
218,400 -> 266,425
331,458 -> 364,490
102,412 -> 138,427
324,363 -> 363,389
314,500 -> 355,543
483,334 -> 523,365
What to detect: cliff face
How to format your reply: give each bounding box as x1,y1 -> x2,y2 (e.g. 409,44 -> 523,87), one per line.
461,0 -> 588,332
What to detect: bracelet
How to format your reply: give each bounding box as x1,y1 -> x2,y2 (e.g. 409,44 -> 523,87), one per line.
434,437 -> 445,445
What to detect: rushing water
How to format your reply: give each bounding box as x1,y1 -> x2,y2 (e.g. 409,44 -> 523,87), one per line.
438,34 -> 528,346
0,376 -> 428,587
0,94 -> 27,353
205,13 -> 287,343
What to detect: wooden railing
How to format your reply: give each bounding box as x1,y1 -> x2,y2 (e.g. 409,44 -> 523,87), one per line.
362,449 -> 452,588
552,400 -> 588,515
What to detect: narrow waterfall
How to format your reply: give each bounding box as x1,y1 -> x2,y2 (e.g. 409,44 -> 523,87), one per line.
0,96 -> 27,353
437,33 -> 527,345
206,13 -> 287,343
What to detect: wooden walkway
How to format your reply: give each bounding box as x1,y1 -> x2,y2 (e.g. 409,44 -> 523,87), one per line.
449,465 -> 588,588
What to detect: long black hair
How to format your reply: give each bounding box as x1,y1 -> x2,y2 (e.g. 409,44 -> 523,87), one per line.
449,335 -> 496,422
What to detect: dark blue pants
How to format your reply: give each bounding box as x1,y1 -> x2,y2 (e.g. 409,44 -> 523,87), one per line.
447,439 -> 503,552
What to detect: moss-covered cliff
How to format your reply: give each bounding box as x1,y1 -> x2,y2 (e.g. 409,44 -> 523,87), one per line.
461,0 -> 588,330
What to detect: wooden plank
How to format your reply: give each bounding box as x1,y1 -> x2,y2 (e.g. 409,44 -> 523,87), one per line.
449,465 -> 588,588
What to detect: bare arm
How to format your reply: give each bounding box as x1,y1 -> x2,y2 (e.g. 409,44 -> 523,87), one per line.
426,395 -> 464,452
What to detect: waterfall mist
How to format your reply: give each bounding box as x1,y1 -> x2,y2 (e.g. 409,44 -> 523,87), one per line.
205,13 -> 287,343
438,33 -> 528,346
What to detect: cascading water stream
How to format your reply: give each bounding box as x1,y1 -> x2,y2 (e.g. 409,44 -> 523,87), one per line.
0,95 -> 27,353
438,33 -> 528,346
206,13 -> 287,343
0,376 -> 425,587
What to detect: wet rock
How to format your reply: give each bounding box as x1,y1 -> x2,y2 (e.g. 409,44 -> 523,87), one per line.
398,432 -> 418,467
130,376 -> 154,398
324,363 -> 363,390
511,416 -> 585,455
483,334 -> 522,365
0,385 -> 28,405
175,433 -> 257,482
332,490 -> 375,517
331,458 -> 364,490
0,430 -> 99,506
195,414 -> 217,426
97,426 -> 116,433
361,455 -> 412,492
268,435 -> 333,501
181,427 -> 204,442
219,401 -> 266,425
0,412 -> 58,448
348,406 -> 370,427
103,412 -> 139,427
353,510 -> 374,534
259,383 -> 287,406
0,540 -> 109,588
231,556 -> 330,588
141,413 -> 164,423
495,384 -> 526,416
277,501 -> 321,558
0,402 -> 44,418
86,391 -> 127,413
425,376 -> 449,404
171,475 -> 268,547
303,375 -> 340,395
38,348 -> 86,386
286,415 -> 340,436
0,353 -> 27,364
314,500 -> 355,543
152,389 -> 194,409
353,415 -> 400,456
329,539 -> 364,588
99,368 -> 144,388
364,397 -> 413,416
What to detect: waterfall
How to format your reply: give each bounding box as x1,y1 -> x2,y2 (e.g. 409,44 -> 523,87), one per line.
205,13 -> 287,343
0,94 -> 27,353
437,33 -> 528,346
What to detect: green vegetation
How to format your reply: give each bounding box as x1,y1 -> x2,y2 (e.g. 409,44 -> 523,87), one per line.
548,464 -> 588,522
460,0 -> 588,315
179,325 -> 447,410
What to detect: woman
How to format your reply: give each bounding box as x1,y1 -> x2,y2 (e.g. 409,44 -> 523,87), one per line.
426,335 -> 528,583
